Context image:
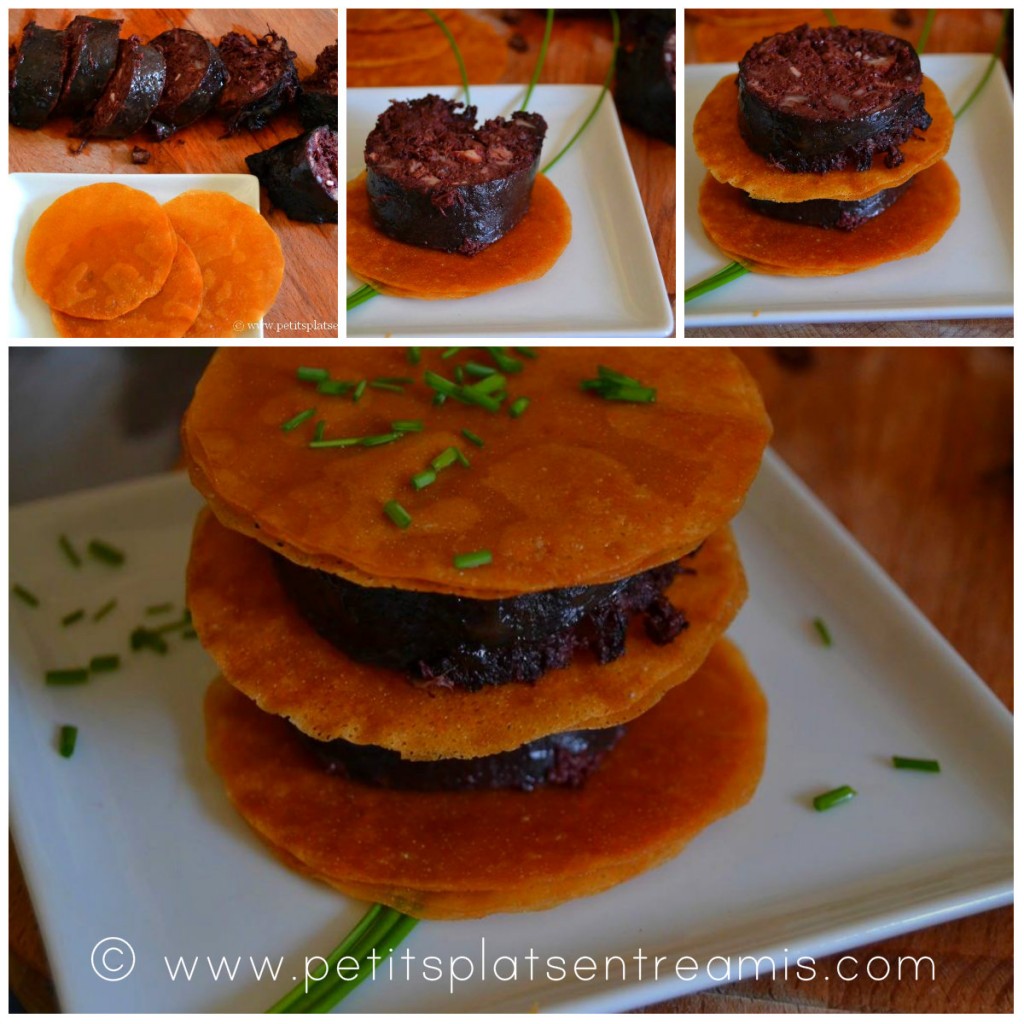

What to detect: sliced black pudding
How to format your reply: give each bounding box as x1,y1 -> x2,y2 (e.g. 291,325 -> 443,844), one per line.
747,176 -> 913,229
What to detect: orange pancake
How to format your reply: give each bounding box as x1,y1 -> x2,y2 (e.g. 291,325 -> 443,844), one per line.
187,509 -> 748,758
693,75 -> 953,202
346,173 -> 571,301
699,162 -> 960,276
204,640 -> 768,917
182,347 -> 771,598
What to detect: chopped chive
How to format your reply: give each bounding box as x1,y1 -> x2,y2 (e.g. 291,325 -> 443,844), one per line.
509,397 -> 530,418
813,785 -> 857,812
423,370 -> 503,410
375,377 -> 415,386
407,347 -> 421,365
441,347 -> 461,359
88,539 -> 125,566
411,469 -> 437,490
282,408 -> 316,432
353,379 -> 367,402
383,500 -> 412,530
893,756 -> 941,773
467,372 -> 506,395
152,610 -> 192,635
297,366 -> 330,382
454,448 -> 471,468
310,437 -> 364,449
464,361 -> 497,378
58,534 -> 82,567
61,609 -> 85,627
89,654 -> 120,673
361,432 -> 403,447
146,602 -> 173,616
391,420 -> 423,433
12,584 -> 40,607
487,347 -> 523,374
130,627 -> 168,654
317,379 -> 352,395
453,550 -> 492,570
45,667 -> 89,685
58,725 -> 78,758
432,392 -> 447,407
454,365 -> 465,385
813,617 -> 832,647
430,447 -> 460,472
313,420 -> 326,442
581,366 -> 656,403
514,347 -> 538,359
461,428 -> 484,448
370,381 -> 405,394
92,598 -> 117,621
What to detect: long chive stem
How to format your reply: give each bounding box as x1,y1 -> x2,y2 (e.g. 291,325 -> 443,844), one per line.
347,284 -> 380,312
953,9 -> 1009,120
684,262 -> 751,304
521,9 -> 554,111
428,9 -> 471,104
823,10 -> 839,26
541,9 -> 619,174
916,9 -> 936,54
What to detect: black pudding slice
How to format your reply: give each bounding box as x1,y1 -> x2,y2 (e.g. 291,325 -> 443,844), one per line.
738,24 -> 932,173
364,95 -> 547,255
273,555 -> 692,691
747,176 -> 913,229
304,723 -> 627,792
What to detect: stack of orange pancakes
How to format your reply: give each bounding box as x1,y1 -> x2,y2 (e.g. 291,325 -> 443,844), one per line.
183,347 -> 772,918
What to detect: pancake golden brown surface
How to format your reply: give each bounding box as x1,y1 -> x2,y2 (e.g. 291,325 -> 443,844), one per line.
693,75 -> 953,202
188,510 -> 748,758
346,173 -> 571,300
699,161 -> 959,276
182,347 -> 771,597
204,640 -> 768,918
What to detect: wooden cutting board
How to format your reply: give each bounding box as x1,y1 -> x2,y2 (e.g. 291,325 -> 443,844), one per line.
8,8 -> 339,338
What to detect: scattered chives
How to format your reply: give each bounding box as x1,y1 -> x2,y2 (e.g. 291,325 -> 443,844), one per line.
430,447 -> 460,472
893,756 -> 941,773
461,428 -> 484,448
146,602 -> 173,616
454,448 -> 471,468
282,408 -> 316,432
92,598 -> 117,621
310,437 -> 364,449
383,500 -> 412,530
317,379 -> 351,395
813,617 -> 833,647
468,373 -> 506,395
130,627 -> 168,654
453,550 -> 492,570
370,381 -> 405,394
61,609 -> 85,627
313,420 -> 326,442
45,667 -> 89,685
454,365 -> 465,384
487,347 -> 523,374
58,725 -> 78,758
297,367 -> 330,382
411,469 -> 436,490
509,397 -> 530,418
581,365 -> 656,403
353,379 -> 367,402
407,347 -> 421,365
441,347 -> 460,359
424,371 -> 502,412
514,347 -> 538,359
464,362 -> 497,378
58,534 -> 82,568
361,432 -> 403,447
12,584 -> 40,607
813,785 -> 857,812
391,420 -> 423,433
89,654 -> 120,673
88,539 -> 125,566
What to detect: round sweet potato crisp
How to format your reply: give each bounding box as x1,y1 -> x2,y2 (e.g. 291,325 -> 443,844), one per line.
187,510 -> 747,758
50,236 -> 203,338
204,640 -> 768,918
163,190 -> 284,338
693,75 -> 953,202
25,182 -> 177,319
346,173 -> 570,300
699,161 -> 960,276
182,347 -> 771,597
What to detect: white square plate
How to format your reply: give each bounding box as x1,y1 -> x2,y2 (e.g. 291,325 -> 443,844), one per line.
9,454 -> 1011,1013
684,55 -> 1014,328
8,173 -> 263,339
346,85 -> 674,337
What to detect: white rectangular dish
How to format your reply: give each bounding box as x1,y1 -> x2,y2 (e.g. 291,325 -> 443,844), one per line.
9,453 -> 1011,1013
346,85 -> 674,337
684,55 -> 1014,328
8,173 -> 263,339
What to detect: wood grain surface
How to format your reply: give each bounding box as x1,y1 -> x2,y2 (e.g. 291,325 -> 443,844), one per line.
347,9 -> 676,334
8,8 -> 339,338
684,8 -> 1013,338
8,348 -> 1012,1012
